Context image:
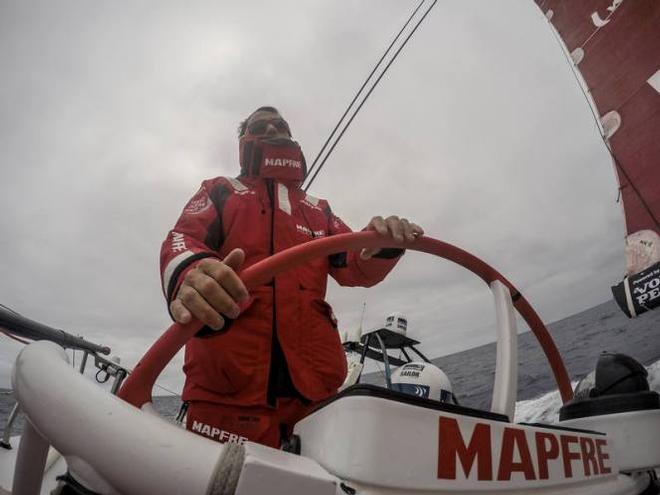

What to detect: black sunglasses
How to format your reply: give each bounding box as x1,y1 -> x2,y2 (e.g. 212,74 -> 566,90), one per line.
246,118 -> 291,136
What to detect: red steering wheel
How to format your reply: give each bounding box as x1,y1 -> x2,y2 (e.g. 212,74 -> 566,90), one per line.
118,232 -> 573,408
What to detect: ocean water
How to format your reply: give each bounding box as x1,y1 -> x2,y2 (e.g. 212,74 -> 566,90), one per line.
376,298 -> 660,412
2,300 -> 660,436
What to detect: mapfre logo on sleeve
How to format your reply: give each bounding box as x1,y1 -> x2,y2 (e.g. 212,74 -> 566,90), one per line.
184,187 -> 212,214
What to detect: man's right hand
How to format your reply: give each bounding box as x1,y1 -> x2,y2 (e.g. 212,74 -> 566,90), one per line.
169,248 -> 249,330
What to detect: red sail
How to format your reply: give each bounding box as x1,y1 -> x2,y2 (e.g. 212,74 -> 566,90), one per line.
534,0 -> 660,316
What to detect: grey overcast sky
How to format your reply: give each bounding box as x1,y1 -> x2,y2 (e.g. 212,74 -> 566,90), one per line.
0,0 -> 625,391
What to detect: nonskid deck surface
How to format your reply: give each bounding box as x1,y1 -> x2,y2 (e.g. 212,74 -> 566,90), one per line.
0,437 -> 65,494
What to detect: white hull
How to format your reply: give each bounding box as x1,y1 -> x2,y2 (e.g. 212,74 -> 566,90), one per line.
1,341 -> 658,495
2,234 -> 658,494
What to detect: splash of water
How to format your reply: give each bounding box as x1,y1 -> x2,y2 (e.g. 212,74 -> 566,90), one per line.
514,359 -> 660,424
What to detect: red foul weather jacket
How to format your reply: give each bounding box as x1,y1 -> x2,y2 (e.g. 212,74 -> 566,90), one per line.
160,175 -> 402,406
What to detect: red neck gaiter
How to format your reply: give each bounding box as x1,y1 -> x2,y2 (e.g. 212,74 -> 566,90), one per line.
239,136 -> 307,186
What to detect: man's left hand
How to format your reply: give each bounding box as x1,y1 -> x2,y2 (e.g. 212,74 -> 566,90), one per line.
360,215 -> 424,260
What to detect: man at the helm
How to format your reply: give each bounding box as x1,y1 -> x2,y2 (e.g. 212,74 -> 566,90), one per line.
160,106 -> 424,447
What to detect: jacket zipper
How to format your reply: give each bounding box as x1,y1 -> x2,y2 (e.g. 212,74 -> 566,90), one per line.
266,179 -> 278,406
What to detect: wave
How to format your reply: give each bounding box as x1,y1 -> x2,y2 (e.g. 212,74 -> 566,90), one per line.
514,358 -> 660,424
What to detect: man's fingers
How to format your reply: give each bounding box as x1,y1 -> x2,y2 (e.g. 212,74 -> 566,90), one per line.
360,247 -> 379,260
198,255 -> 249,303
385,215 -> 404,242
401,218 -> 413,241
188,270 -> 241,318
223,248 -> 246,271
176,285 -> 226,330
402,218 -> 422,241
170,299 -> 192,324
367,216 -> 388,236
369,215 -> 423,242
363,215 -> 424,258
410,222 -> 424,237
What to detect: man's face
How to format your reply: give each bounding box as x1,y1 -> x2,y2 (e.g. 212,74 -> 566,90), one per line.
244,110 -> 292,140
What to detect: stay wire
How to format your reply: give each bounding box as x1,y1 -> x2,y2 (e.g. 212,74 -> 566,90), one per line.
120,362 -> 181,398
152,382 -> 181,398
303,0 -> 427,188
303,0 -> 438,192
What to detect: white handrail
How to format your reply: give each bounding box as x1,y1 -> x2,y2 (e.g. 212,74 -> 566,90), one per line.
12,341 -> 224,495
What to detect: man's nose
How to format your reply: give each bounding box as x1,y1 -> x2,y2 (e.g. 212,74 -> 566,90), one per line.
265,123 -> 278,136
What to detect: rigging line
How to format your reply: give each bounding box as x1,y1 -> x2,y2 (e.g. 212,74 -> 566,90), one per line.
303,0 -> 427,187
599,82 -> 660,230
544,14 -> 660,231
578,0 -> 630,53
152,382 -> 181,397
609,147 -> 660,231
118,363 -> 181,397
304,0 -> 438,192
